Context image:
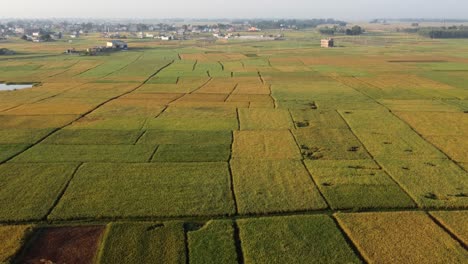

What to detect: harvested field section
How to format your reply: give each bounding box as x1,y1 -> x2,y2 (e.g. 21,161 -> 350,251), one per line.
238,215 -> 360,264
430,211 -> 468,245
98,222 -> 186,264
335,212 -> 468,263
380,159 -> 468,208
187,220 -> 238,264
232,130 -> 301,160
0,225 -> 34,263
293,128 -> 371,160
18,226 -> 105,264
305,160 -> 415,210
238,108 -> 293,130
231,160 -> 327,214
0,163 -> 78,221
49,162 -> 235,219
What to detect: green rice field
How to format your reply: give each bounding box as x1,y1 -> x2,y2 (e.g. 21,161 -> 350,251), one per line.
0,30 -> 467,263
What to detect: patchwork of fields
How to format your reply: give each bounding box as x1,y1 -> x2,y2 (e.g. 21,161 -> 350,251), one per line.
0,33 -> 467,263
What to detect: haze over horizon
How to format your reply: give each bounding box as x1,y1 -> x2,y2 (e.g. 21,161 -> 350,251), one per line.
1,0 -> 467,20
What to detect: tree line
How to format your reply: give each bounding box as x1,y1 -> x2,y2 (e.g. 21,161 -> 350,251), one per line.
319,25 -> 364,36
402,26 -> 468,38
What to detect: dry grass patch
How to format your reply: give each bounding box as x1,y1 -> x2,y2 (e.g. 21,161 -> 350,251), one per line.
335,211 -> 468,263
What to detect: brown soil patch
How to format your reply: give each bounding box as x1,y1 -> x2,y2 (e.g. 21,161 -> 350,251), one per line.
19,226 -> 105,264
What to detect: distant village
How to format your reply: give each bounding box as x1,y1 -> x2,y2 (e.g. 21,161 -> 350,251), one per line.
0,18 -> 347,42
0,19 -> 352,55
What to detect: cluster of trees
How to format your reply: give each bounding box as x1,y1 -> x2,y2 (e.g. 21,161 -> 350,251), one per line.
419,26 -> 468,38
243,19 -> 347,30
401,25 -> 468,38
0,48 -> 15,55
319,25 -> 364,36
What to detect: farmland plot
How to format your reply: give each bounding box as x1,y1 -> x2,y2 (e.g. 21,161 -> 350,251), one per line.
187,220 -> 238,264
98,222 -> 186,264
0,32 -> 467,263
231,159 -> 327,214
0,225 -> 33,263
238,215 -> 360,264
0,163 -> 79,221
336,212 -> 468,263
49,162 -> 235,219
238,108 -> 294,130
232,130 -> 301,160
305,160 -> 415,210
430,211 -> 468,245
292,128 -> 372,160
380,159 -> 468,208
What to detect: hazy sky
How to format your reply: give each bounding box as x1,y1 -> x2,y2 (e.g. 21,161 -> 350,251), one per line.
1,0 -> 467,20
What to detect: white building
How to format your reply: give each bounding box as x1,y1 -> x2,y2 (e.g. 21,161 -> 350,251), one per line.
106,40 -> 128,49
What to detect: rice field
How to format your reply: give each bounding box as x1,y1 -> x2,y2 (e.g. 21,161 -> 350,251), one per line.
0,31 -> 467,263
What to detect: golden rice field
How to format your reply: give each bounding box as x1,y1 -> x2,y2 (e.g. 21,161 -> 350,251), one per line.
0,31 -> 467,263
